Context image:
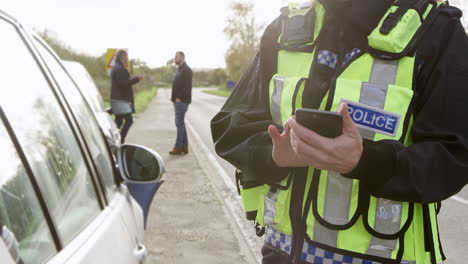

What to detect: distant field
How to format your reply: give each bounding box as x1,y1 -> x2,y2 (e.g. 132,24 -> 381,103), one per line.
203,88 -> 232,97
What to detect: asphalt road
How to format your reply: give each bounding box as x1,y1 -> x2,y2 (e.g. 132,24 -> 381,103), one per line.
184,88 -> 238,184
173,87 -> 467,264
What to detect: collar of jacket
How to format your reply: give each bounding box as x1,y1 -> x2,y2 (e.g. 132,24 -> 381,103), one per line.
318,0 -> 394,35
115,61 -> 126,69
178,62 -> 187,69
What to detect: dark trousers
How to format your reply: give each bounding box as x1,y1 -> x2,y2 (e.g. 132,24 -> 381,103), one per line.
262,244 -> 292,264
174,102 -> 189,148
115,113 -> 133,144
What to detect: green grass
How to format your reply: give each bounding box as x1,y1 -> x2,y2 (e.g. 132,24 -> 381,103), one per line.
203,88 -> 232,97
134,87 -> 158,113
103,87 -> 158,114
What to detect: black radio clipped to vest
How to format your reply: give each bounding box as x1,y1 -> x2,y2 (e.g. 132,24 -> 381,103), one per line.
279,5 -> 316,49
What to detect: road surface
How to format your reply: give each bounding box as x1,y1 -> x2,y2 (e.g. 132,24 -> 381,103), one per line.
163,87 -> 468,264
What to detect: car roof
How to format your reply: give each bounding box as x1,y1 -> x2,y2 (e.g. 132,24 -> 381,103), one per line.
0,10 -> 18,24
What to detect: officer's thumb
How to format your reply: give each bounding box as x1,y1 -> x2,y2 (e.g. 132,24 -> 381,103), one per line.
339,103 -> 359,136
268,125 -> 281,145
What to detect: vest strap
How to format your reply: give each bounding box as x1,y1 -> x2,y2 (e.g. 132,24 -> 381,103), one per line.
363,58 -> 403,258
309,57 -> 408,260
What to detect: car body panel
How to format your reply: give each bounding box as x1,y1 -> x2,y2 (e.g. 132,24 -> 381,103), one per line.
0,239 -> 16,264
46,192 -> 143,264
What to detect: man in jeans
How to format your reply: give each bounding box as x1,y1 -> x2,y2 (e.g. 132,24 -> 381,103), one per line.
170,51 -> 192,155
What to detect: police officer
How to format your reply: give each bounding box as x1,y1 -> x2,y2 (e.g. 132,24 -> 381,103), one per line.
211,0 -> 468,263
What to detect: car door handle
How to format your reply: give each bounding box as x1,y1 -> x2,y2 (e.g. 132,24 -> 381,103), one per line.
133,243 -> 147,264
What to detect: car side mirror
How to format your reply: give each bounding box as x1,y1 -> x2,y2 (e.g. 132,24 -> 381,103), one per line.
117,144 -> 165,183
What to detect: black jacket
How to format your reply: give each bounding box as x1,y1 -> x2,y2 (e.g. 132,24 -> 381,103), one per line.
211,1 -> 468,204
171,63 -> 193,104
110,62 -> 140,112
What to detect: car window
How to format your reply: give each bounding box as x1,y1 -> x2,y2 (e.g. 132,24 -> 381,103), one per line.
34,39 -> 118,201
67,62 -> 107,113
0,120 -> 56,264
0,20 -> 101,246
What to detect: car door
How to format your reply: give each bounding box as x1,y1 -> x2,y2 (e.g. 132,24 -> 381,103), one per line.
31,30 -> 159,262
0,15 -> 146,264
57,62 -> 164,224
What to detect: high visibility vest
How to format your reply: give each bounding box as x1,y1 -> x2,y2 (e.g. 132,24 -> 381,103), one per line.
237,1 -> 447,263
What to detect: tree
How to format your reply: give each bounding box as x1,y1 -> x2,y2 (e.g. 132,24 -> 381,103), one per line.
224,2 -> 264,82
208,68 -> 228,86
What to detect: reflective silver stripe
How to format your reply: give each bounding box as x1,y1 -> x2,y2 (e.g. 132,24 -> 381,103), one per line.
313,172 -> 353,247
360,83 -> 388,109
369,59 -> 398,85
364,59 -> 402,258
264,188 -> 279,226
313,58 -> 403,257
367,200 -> 403,258
271,76 -> 286,126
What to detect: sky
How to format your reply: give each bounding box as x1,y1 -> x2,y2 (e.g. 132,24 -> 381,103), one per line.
2,1 -> 466,69
2,0 -> 289,69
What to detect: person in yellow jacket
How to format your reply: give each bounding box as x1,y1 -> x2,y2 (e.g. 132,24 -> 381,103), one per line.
211,0 -> 468,263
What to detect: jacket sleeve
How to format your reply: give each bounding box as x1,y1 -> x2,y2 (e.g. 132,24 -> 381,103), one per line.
346,13 -> 468,204
211,19 -> 291,185
115,67 -> 139,88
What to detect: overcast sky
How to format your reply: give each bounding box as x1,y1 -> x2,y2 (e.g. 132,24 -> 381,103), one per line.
2,0 -> 289,69
2,1 -> 466,69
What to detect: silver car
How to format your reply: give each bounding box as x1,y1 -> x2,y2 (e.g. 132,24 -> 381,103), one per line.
0,10 -> 163,264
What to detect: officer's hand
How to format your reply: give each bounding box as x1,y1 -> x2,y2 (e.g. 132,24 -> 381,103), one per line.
287,103 -> 363,174
268,122 -> 308,168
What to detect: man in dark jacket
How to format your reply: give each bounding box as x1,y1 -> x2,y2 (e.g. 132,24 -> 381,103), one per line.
170,51 -> 193,155
110,50 -> 142,143
211,0 -> 468,263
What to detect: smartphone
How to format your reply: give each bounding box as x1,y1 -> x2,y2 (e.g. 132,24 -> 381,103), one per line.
295,108 -> 343,138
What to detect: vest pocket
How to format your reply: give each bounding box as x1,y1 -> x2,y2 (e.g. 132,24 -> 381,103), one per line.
360,194 -> 414,260
362,195 -> 414,240
258,175 -> 294,235
309,169 -> 362,230
304,169 -> 363,248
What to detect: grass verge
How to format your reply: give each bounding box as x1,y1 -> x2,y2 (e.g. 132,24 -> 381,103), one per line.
104,87 -> 158,114
203,88 -> 232,97
134,87 -> 158,113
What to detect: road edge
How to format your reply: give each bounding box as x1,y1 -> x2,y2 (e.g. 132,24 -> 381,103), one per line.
186,120 -> 263,264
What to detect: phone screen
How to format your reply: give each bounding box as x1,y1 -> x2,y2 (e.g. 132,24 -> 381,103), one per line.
296,108 -> 343,138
